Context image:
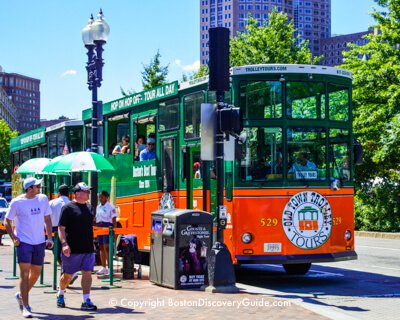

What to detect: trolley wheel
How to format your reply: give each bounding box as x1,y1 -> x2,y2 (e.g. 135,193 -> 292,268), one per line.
140,251 -> 150,266
282,263 -> 311,275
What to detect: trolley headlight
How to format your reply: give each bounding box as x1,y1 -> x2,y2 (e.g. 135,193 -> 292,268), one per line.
344,230 -> 352,241
241,232 -> 253,244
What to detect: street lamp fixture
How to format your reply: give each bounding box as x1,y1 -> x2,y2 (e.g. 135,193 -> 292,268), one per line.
82,9 -> 110,208
81,9 -> 110,153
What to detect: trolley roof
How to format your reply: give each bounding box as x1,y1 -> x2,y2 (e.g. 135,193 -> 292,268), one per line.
231,64 -> 352,79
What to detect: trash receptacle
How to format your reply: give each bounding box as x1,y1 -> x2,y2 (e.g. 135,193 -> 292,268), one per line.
116,235 -> 141,279
150,209 -> 213,289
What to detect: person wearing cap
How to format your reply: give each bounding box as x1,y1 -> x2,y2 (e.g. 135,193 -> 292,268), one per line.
95,190 -> 117,275
139,137 -> 156,161
4,177 -> 53,318
57,182 -> 97,311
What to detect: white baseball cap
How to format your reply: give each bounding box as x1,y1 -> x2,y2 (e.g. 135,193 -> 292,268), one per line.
23,177 -> 43,190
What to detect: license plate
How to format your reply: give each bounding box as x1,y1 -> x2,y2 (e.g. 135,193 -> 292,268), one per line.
264,243 -> 282,252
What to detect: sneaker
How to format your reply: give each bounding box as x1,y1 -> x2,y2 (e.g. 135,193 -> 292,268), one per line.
15,292 -> 23,311
22,307 -> 32,318
69,272 -> 79,285
81,298 -> 97,311
56,294 -> 65,308
96,267 -> 108,275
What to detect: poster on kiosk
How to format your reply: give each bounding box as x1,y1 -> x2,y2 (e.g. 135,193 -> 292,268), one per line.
177,223 -> 212,288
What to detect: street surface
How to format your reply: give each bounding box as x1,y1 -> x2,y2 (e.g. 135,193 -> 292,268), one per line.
236,236 -> 400,320
0,235 -> 324,320
0,235 -> 398,319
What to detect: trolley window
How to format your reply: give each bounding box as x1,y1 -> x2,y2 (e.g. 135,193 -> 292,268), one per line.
184,92 -> 203,139
158,98 -> 179,132
286,81 -> 325,119
328,83 -> 349,121
162,138 -> 175,192
239,81 -> 282,119
329,129 -> 351,181
287,127 -> 327,181
240,127 -> 283,181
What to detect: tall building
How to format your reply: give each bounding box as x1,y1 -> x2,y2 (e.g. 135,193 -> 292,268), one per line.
320,30 -> 370,66
200,0 -> 331,65
40,115 -> 71,128
0,67 -> 41,134
0,86 -> 18,131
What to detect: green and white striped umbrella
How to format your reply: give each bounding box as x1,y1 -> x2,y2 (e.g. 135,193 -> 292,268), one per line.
48,151 -> 115,173
16,158 -> 51,174
41,155 -> 70,175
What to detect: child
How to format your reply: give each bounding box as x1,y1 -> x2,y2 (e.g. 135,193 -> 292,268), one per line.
95,191 -> 117,275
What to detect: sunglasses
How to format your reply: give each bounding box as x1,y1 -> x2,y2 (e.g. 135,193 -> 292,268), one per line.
148,143 -> 155,145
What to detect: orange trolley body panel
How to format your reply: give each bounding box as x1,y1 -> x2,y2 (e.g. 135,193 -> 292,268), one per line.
231,187 -> 356,264
116,187 -> 356,265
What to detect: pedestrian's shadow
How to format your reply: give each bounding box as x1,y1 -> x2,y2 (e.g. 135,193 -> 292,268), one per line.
91,306 -> 144,314
0,285 -> 15,289
35,306 -> 143,316
34,313 -> 95,319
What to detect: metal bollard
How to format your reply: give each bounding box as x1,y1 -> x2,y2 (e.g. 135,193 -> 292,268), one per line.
5,246 -> 19,280
45,231 -> 58,293
101,226 -> 121,289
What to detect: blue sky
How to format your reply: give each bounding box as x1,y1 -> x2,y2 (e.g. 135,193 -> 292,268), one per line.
0,0 -> 381,120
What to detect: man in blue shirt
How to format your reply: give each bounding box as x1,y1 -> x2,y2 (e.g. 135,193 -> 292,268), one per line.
139,137 -> 156,161
289,151 -> 317,173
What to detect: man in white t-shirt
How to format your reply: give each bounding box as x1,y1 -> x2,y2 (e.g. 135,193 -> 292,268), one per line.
5,177 -> 53,318
49,184 -> 70,265
95,190 -> 117,275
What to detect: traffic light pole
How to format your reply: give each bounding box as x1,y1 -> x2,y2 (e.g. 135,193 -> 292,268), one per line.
215,92 -> 226,244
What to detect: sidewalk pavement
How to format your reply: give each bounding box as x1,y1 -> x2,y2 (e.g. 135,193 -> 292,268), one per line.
355,231 -> 400,240
0,236 -> 327,320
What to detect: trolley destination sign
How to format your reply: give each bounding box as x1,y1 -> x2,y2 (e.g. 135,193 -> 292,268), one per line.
103,81 -> 178,115
10,127 -> 46,152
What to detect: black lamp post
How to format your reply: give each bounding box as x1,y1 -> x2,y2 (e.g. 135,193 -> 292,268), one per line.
81,9 -> 110,154
82,9 -> 110,208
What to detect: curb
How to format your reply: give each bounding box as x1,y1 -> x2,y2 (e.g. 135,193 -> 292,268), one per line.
355,231 -> 400,240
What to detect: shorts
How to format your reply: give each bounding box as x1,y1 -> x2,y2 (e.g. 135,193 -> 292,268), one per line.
16,242 -> 46,266
96,222 -> 113,245
61,253 -> 95,275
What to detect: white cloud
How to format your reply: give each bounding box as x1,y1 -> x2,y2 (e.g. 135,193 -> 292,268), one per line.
174,59 -> 200,73
61,69 -> 77,77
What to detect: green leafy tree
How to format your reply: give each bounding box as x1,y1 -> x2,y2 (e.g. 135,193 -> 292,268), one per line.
342,0 -> 400,231
0,119 -> 18,181
230,10 -> 321,66
141,50 -> 169,90
192,64 -> 209,79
